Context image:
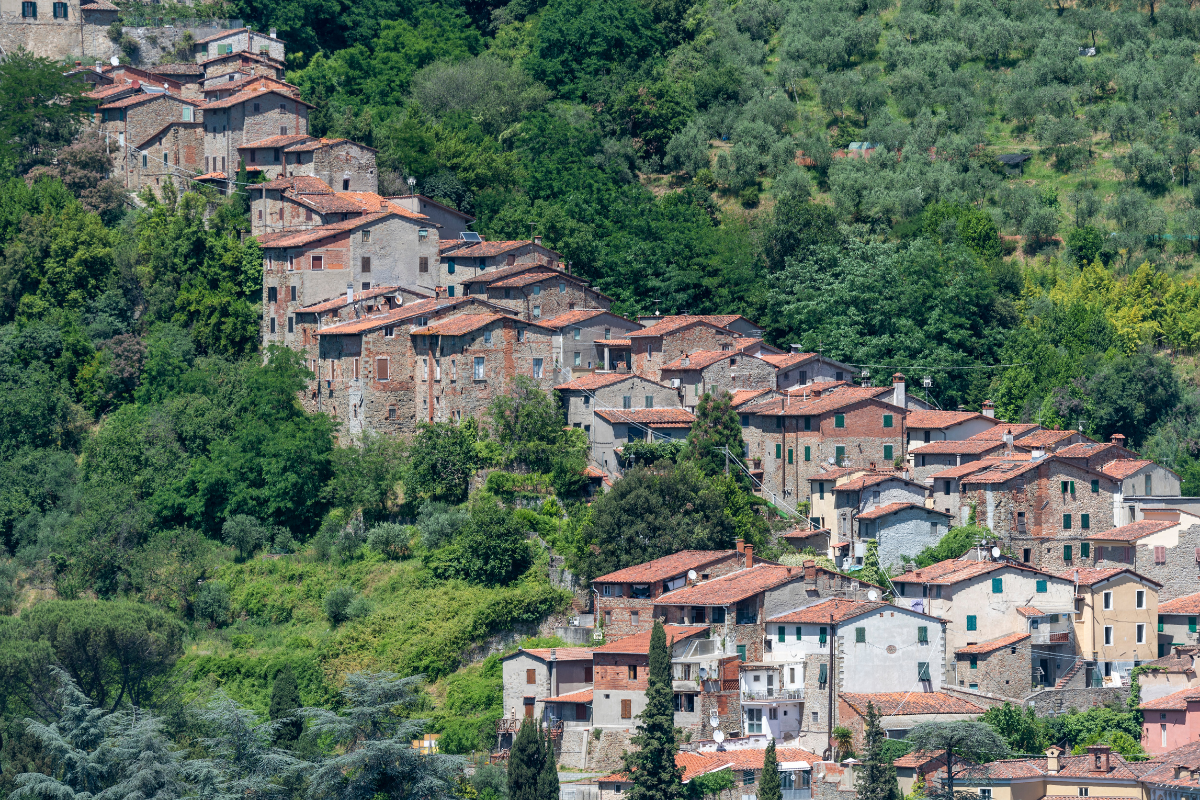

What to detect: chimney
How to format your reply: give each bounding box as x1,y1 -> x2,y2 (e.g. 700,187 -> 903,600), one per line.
1111,433 -> 1127,447
982,400 -> 995,418
534,235 -> 543,246
269,27 -> 277,38
75,61 -> 81,66
892,372 -> 906,408
803,559 -> 816,581
1032,447 -> 1045,461
1003,429 -> 1014,450
1176,765 -> 1193,781
434,286 -> 448,299
736,539 -> 745,556
346,285 -> 354,306
1087,745 -> 1111,773
1046,747 -> 1061,774
745,545 -> 754,568
790,343 -> 804,353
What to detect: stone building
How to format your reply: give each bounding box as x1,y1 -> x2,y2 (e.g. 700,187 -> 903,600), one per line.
499,646 -> 593,740
0,0 -> 118,62
827,473 -> 943,569
591,549 -> 743,639
540,309 -> 642,375
659,350 -> 778,411
198,50 -> 286,81
590,408 -> 695,473
755,351 -> 856,391
204,73 -> 298,102
444,239 -> 564,293
202,87 -> 312,183
130,120 -> 205,196
1056,567 -> 1160,686
910,438 -> 1010,483
837,692 -> 986,747
1159,593 -> 1200,658
192,27 -> 286,62
472,268 -> 610,321
626,317 -> 744,381
906,409 -> 1000,452
555,372 -> 684,473
590,625 -> 709,731
1084,519 -> 1200,604
391,195 -> 474,238
239,136 -> 377,190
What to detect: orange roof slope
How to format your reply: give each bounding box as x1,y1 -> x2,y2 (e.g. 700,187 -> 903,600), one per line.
594,408 -> 695,426
768,598 -> 889,624
593,550 -> 737,584
907,410 -> 991,429
592,625 -> 708,654
1084,520 -> 1173,542
1139,686 -> 1200,711
840,691 -> 984,716
956,632 -> 1031,654
1161,592 -> 1200,615
655,564 -> 797,606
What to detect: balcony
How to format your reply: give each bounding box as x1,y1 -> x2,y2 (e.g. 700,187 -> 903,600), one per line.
783,790 -> 812,800
1031,630 -> 1072,644
742,689 -> 805,703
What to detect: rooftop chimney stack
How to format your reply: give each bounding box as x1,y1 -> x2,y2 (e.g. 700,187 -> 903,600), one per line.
982,400 -> 995,418
790,343 -> 803,353
534,235 -> 542,245
1032,447 -> 1045,461
1111,433 -> 1127,447
1046,747 -> 1061,774
269,28 -> 277,38
745,545 -> 754,568
1003,429 -> 1015,450
892,372 -> 906,409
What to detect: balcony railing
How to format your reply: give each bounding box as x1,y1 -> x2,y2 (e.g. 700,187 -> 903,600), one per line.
1031,629 -> 1072,644
783,790 -> 812,800
742,689 -> 805,702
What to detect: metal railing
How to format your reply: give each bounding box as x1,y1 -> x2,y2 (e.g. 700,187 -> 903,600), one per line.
1031,630 -> 1072,644
783,790 -> 812,800
742,689 -> 805,702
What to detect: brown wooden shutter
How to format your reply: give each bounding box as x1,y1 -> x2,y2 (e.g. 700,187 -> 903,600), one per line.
376,358 -> 389,381
621,699 -> 632,719
526,669 -> 536,684
419,257 -> 429,273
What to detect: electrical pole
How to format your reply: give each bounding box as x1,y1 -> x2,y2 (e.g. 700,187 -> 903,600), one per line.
724,445 -> 729,475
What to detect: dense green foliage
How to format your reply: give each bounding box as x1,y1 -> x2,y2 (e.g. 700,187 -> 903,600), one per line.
623,621 -> 685,800
981,701 -> 1145,757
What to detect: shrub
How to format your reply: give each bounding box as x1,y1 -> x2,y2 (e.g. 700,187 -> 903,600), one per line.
194,580 -> 231,626
367,522 -> 411,559
739,185 -> 760,207
324,585 -> 358,626
345,595 -> 374,621
223,515 -> 271,561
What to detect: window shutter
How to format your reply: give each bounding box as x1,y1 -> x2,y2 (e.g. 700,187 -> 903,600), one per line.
1081,542 -> 1090,558
884,445 -> 893,461
621,699 -> 632,719
966,615 -> 977,631
795,626 -> 802,641
1191,617 -> 1198,633
992,578 -> 1003,594
1063,514 -> 1072,530
1064,545 -> 1073,561
804,446 -> 811,462
1091,479 -> 1100,493
855,627 -> 866,643
917,626 -> 928,643
776,444 -> 782,459
526,669 -> 536,684
1081,514 -> 1090,529
1036,580 -> 1047,593
778,626 -> 786,643
883,414 -> 893,428
835,414 -> 845,428
376,358 -> 389,381
818,663 -> 828,683
1156,545 -> 1166,564
788,448 -> 794,464
917,662 -> 931,681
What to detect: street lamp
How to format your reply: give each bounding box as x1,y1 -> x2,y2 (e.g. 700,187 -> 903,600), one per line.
406,176 -> 416,196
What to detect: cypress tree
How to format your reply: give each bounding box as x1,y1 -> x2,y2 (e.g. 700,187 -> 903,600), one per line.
268,663 -> 303,744
536,725 -> 560,800
858,701 -> 899,800
759,740 -> 782,800
623,620 -> 684,800
509,717 -> 543,800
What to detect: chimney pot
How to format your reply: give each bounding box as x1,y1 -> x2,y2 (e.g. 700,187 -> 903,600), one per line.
982,400 -> 995,418
534,235 -> 543,245
745,545 -> 754,568
1111,433 -> 1127,446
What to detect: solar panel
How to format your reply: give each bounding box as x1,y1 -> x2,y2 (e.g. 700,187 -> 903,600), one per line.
459,232 -> 482,242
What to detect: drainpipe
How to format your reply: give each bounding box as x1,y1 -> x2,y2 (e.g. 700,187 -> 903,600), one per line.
826,612 -> 836,760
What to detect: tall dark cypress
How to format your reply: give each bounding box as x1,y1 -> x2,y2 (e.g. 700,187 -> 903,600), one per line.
623,620 -> 684,800
268,663 -> 303,744
858,701 -> 899,800
537,725 -> 560,800
509,717 -> 543,800
759,740 -> 782,800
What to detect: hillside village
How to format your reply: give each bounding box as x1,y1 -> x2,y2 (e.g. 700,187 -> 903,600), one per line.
14,18 -> 1200,800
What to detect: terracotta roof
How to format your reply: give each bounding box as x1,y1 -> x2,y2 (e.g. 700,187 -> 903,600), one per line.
193,26 -> 250,45
514,647 -> 594,661
313,300 -> 490,336
488,271 -> 575,289
835,474 -> 923,493
287,192 -> 370,214
857,502 -> 951,521
195,171 -> 228,180
1016,606 -> 1043,617
767,598 -> 890,624
592,625 -> 708,654
286,137 -> 375,152
1140,741 -> 1200,786
81,0 -> 118,10
86,82 -> 138,100
960,460 -> 1045,485
655,564 -> 798,606
840,692 -> 984,717
100,91 -> 200,109
781,528 -> 831,540
1055,567 -> 1162,588
451,240 -> 556,259
198,50 -> 284,67
928,460 -> 1014,480
907,411 -> 991,429
256,211 -> 390,247
151,63 -> 205,75
592,550 -> 737,584
538,309 -> 616,329
554,373 -> 641,391
1160,592 -> 1200,615
1102,459 -> 1154,479
893,750 -> 947,769
731,389 -> 772,407
203,87 -> 313,110
1085,519 -> 1174,542
954,751 -> 1141,782
759,352 -> 817,369
211,75 -> 298,98
256,175 -> 334,192
1139,686 -> 1200,711
741,391 -> 891,418
543,688 -> 593,704
1142,647 -> 1199,672
237,133 -> 312,149
604,338 -> 631,346
336,192 -> 430,221
956,632 -> 1030,655
594,408 -> 695,427
967,424 -> 1043,441
410,314 -> 514,337
1014,429 -> 1080,448
892,558 -> 1057,586
662,350 -> 750,371
914,439 -> 1007,455
600,748 -> 820,784
627,316 -> 737,339
584,466 -> 606,479
299,286 -> 409,313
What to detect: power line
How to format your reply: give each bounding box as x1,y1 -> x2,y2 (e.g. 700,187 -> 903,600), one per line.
844,361 -> 1034,372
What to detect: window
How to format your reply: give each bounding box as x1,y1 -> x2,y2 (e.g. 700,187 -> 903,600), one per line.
883,414 -> 893,428
311,255 -> 323,270
526,669 -> 536,684
305,209 -> 313,222
532,305 -> 541,317
1036,579 -> 1048,593
855,627 -> 866,643
804,416 -> 812,431
834,413 -> 845,428
1192,617 -> 1199,634
788,448 -> 794,464
992,578 -> 1003,594
918,626 -> 928,643
1078,790 -> 1088,798
1147,474 -> 1153,494
737,645 -> 747,661
270,318 -> 276,333
517,328 -> 525,342
623,396 -> 632,409
353,358 -> 360,380
268,287 -> 278,303
376,358 -> 389,381
1137,590 -> 1146,609
819,627 -> 828,645
287,317 -> 294,333
1137,623 -> 1146,644
21,2 -> 36,17
884,445 -> 894,460
969,655 -> 978,670
532,358 -> 543,379
1091,479 -> 1100,493
630,611 -> 639,626
419,257 -> 429,273
818,482 -> 825,500
142,153 -> 148,168
388,406 -> 396,419
776,444 -> 783,459
621,699 -> 632,719
628,665 -> 638,681
740,414 -> 749,427
778,625 -> 786,642
917,662 -> 931,681
1103,591 -> 1112,610
1081,542 -> 1090,558
743,767 -> 757,785
290,286 -> 297,302
163,152 -> 169,166
1064,544 -> 1073,561
645,396 -> 654,409
361,256 -> 371,273
484,330 -> 492,344
1104,625 -> 1113,646
835,445 -> 845,465
980,791 -> 992,800
574,352 -> 581,367
1063,514 -> 1072,530
804,446 -> 811,462
967,615 -> 977,631
818,662 -> 828,685
52,1 -> 66,17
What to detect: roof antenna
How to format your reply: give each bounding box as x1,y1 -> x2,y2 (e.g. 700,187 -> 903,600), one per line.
652,299 -> 662,316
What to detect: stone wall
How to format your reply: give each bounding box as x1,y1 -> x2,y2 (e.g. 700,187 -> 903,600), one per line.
1023,685 -> 1130,715
630,322 -> 742,381
119,24 -> 227,65
482,275 -> 607,322
954,641 -> 1034,699
871,507 -> 948,569
0,3 -> 118,62
582,729 -> 635,772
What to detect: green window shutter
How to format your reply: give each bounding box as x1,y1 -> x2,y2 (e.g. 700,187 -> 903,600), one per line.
917,662 -> 931,681
1036,580 -> 1047,593
835,414 -> 845,428
835,446 -> 845,464
1091,479 -> 1100,493
883,414 -> 893,428
1070,481 -> 1075,494
1063,514 -> 1072,530
1081,514 -> 1090,530
992,578 -> 1003,594
776,443 -> 782,459
855,627 -> 866,643
1081,542 -> 1090,557
737,645 -> 746,661
1191,617 -> 1198,634
795,626 -> 802,641
1061,481 -> 1068,493
804,446 -> 811,462
884,445 -> 893,461
819,663 -> 828,683
969,655 -> 978,669
1159,615 -> 1164,633
819,627 -> 827,644
778,626 -> 786,643
788,448 -> 794,464
917,626 -> 928,643
966,615 -> 977,631
1064,544 -> 1073,561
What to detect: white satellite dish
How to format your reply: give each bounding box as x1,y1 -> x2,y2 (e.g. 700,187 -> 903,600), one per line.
699,667 -> 709,679
867,590 -> 879,601
827,457 -> 835,465
110,55 -> 119,66
991,546 -> 1001,558
688,569 -> 698,580
713,729 -> 725,743
709,714 -> 719,727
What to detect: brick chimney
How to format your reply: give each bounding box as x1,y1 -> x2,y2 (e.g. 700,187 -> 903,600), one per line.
1111,433 -> 1127,447
745,545 -> 754,568
803,559 -> 816,581
982,400 -> 995,418
1087,745 -> 1111,773
434,286 -> 447,299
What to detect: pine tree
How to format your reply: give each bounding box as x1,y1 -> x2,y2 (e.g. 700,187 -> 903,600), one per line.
623,620 -> 684,800
268,664 -> 303,745
508,717 -> 543,800
857,702 -> 899,800
759,740 -> 782,800
684,391 -> 748,484
536,725 -> 559,800
197,693 -> 310,800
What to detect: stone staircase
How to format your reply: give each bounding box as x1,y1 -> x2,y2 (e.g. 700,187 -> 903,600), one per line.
1055,660 -> 1084,689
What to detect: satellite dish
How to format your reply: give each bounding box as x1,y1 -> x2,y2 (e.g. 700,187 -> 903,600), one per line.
699,667 -> 709,679
867,590 -> 879,601
709,714 -> 719,727
110,56 -> 119,66
827,456 -> 835,465
713,729 -> 725,743
991,547 -> 1001,558
688,570 -> 698,580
